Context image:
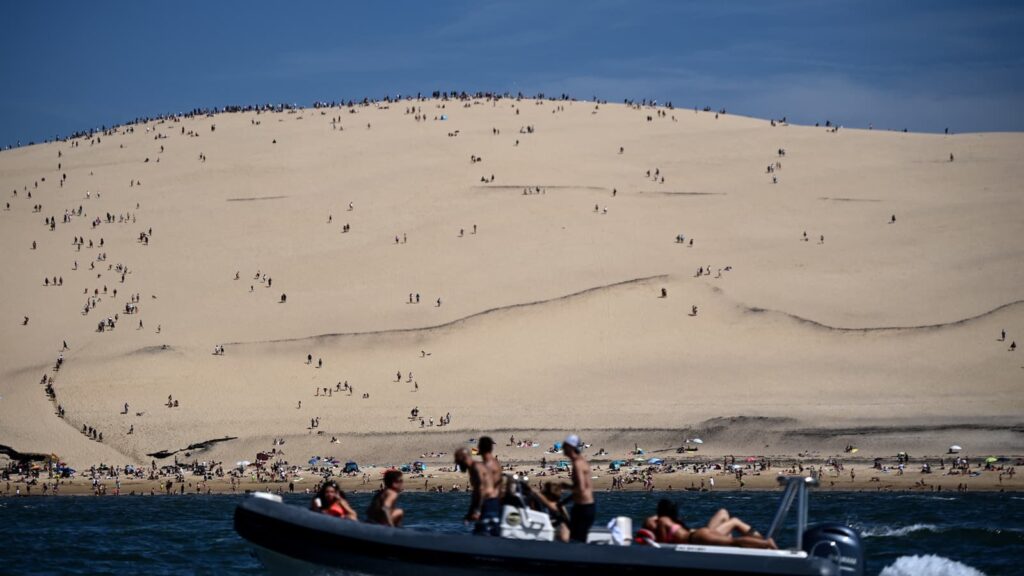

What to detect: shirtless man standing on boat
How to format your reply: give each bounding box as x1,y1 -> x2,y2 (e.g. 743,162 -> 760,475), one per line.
562,434 -> 595,542
454,444 -> 501,536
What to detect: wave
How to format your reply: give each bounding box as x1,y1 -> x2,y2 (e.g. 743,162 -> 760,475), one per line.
879,555 -> 986,576
861,523 -> 943,537
861,523 -> 1023,539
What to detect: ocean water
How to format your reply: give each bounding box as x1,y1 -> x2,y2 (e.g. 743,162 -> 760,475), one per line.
0,491 -> 1021,575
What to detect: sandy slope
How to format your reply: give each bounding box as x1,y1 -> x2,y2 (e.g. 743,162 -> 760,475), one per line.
1,99 -> 1022,469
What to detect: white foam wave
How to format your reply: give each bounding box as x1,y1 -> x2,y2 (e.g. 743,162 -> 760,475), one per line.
861,523 -> 942,537
879,555 -> 986,576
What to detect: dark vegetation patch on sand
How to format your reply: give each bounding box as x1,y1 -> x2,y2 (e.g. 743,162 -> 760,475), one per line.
818,197 -> 882,202
640,191 -> 727,196
147,436 -> 237,460
226,196 -> 287,202
0,444 -> 50,463
473,185 -> 608,191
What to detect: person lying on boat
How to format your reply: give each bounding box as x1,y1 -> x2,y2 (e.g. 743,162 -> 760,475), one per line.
454,447 -> 501,535
310,480 -> 357,520
643,499 -> 776,549
366,470 -> 405,527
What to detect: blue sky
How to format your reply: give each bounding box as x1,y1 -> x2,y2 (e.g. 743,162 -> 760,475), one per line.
3,1 -> 1022,145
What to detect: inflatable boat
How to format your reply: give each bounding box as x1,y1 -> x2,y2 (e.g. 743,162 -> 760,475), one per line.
234,476 -> 863,576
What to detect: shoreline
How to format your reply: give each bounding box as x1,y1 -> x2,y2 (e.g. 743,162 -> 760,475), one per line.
6,457 -> 1021,497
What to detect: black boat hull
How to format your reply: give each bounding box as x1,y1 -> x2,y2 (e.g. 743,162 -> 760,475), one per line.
235,496 -> 838,575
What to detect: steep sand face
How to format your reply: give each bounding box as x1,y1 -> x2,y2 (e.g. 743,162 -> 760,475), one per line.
1,99 -> 1022,468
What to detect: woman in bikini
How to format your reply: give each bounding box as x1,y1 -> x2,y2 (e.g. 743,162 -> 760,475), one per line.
643,499 -> 776,549
310,480 -> 358,520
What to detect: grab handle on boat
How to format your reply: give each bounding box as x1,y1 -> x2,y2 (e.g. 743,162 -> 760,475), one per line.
808,540 -> 841,568
766,476 -> 815,549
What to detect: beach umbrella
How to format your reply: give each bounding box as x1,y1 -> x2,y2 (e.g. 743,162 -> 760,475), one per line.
949,445 -> 962,453
984,456 -> 998,463
690,439 -> 703,444
746,457 -> 757,462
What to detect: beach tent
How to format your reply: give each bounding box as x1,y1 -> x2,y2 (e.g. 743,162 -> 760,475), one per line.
440,114 -> 448,120
609,460 -> 625,471
343,461 -> 359,474
647,458 -> 664,465
984,457 -> 998,463
556,460 -> 570,470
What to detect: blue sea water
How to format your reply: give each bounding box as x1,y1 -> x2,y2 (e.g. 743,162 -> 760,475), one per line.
0,491 -> 1021,575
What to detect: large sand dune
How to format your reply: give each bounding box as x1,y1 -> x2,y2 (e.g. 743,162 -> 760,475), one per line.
1,99 -> 1022,469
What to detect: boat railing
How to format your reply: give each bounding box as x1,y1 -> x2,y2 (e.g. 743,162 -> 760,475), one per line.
765,475 -> 818,549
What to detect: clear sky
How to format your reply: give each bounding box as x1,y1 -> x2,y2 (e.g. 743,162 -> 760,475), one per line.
3,1 -> 1023,146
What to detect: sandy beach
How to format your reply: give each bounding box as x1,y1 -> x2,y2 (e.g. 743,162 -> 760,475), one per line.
1,97 -> 1022,489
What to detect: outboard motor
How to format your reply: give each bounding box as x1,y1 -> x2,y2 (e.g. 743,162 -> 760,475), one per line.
803,523 -> 864,576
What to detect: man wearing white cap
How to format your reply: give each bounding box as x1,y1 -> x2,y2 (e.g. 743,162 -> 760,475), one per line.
561,434 -> 595,542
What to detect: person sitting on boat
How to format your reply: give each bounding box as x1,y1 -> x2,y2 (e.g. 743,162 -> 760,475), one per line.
310,480 -> 357,520
366,470 -> 405,527
643,499 -> 776,549
529,481 -> 570,542
454,447 -> 501,535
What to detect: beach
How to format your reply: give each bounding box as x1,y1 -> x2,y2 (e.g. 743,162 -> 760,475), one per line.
1,97 -> 1022,489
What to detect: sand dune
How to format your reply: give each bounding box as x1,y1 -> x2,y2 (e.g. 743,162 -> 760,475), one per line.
1,98 -> 1022,470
